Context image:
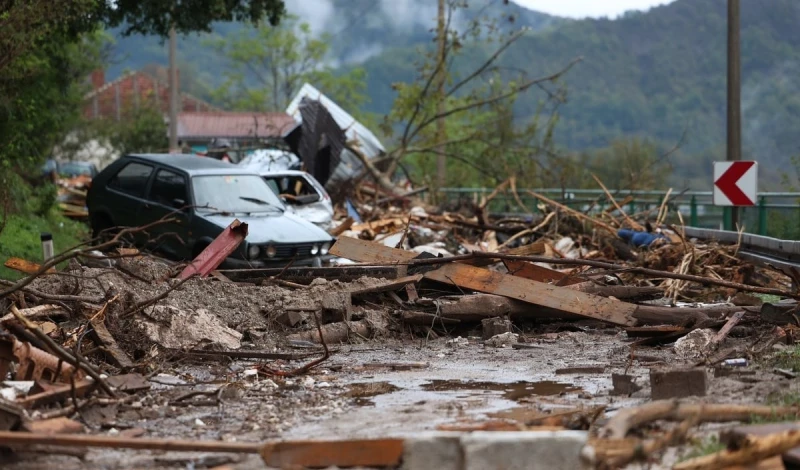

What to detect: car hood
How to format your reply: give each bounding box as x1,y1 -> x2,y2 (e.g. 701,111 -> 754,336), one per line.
198,212 -> 332,244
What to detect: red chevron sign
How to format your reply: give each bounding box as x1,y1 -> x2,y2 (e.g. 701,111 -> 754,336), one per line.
713,161 -> 757,206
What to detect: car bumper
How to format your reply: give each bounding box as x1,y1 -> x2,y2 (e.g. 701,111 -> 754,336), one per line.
220,255 -> 333,269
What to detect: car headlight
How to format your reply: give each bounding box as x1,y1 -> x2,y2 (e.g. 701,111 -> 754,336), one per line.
310,244 -> 320,255
320,242 -> 331,255
265,245 -> 277,258
248,245 -> 260,260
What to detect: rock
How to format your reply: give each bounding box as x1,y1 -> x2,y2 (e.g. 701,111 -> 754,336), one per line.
481,317 -> 512,340
650,368 -> 707,400
484,332 -> 519,348
138,306 -> 242,350
673,328 -> 715,359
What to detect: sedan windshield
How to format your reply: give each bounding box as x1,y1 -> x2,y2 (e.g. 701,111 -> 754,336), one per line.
192,175 -> 285,214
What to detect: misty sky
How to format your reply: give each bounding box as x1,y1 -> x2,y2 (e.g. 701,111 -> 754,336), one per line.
515,0 -> 675,18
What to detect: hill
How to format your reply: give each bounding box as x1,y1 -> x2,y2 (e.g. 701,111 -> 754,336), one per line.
354,0 -> 800,188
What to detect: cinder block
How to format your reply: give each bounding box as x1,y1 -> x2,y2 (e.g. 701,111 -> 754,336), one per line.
481,317 -> 512,340
461,431 -> 589,470
650,368 -> 707,400
611,373 -> 642,396
402,432 -> 463,470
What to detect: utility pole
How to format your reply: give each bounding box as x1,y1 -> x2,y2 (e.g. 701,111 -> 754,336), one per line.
727,0 -> 742,229
435,0 -> 447,194
168,25 -> 179,153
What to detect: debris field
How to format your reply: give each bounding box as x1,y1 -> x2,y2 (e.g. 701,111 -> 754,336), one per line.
2,184 -> 800,470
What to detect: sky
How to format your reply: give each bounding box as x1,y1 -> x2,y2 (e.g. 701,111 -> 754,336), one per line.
515,0 -> 675,18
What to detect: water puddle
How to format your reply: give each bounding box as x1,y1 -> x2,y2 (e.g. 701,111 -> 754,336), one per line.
346,381 -> 401,406
420,380 -> 580,401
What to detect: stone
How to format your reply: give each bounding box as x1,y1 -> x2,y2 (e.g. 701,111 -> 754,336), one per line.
274,311 -> 305,327
673,328 -> 715,360
650,368 -> 707,400
481,317 -> 512,340
402,432 -> 463,470
461,431 -> 589,470
138,306 -> 242,350
611,373 -> 642,396
320,291 -> 352,323
484,332 -> 519,348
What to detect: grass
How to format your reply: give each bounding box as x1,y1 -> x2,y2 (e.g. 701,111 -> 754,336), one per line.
768,345 -> 800,373
754,293 -> 783,304
679,435 -> 726,462
0,212 -> 88,280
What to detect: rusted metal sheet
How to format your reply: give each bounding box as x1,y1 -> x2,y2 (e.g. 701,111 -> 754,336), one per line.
259,438 -> 404,468
503,259 -> 584,285
178,219 -> 248,280
0,336 -> 83,383
4,257 -> 56,275
329,236 -> 417,264
424,263 -> 638,327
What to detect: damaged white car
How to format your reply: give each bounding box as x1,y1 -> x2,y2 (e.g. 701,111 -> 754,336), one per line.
260,170 -> 334,232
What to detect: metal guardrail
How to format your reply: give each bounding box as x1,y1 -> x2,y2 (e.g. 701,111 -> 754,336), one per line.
439,188 -> 800,238
682,226 -> 800,273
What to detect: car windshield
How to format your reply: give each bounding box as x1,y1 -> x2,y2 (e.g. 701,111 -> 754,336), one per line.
59,162 -> 93,176
193,174 -> 285,214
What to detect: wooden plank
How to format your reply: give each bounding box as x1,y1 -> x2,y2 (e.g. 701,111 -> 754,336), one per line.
259,438 -> 404,469
4,257 -> 55,275
329,217 -> 354,236
350,274 -> 423,296
179,219 -> 247,280
423,263 -> 637,327
329,236 -> 417,264
503,259 -> 584,285
90,319 -> 134,369
17,380 -> 95,408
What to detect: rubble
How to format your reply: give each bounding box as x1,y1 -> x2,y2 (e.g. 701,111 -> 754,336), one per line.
4,174 -> 800,469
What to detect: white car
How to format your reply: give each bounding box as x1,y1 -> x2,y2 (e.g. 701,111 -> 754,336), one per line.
259,170 -> 334,232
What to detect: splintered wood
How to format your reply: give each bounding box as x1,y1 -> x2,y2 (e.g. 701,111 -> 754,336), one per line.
424,263 -> 637,327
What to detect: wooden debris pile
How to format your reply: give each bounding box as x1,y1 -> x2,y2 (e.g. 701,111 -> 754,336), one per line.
55,175 -> 91,219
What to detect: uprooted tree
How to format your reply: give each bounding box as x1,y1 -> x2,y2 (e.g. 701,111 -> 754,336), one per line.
353,0 -> 580,194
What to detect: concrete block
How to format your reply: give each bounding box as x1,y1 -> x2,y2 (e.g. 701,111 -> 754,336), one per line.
461,430 -> 589,470
481,317 -> 512,340
320,291 -> 352,323
650,367 -> 707,400
402,432 -> 463,470
611,373 -> 642,396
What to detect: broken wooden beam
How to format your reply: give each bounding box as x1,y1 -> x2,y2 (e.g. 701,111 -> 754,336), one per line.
219,265 -> 402,284
436,294 -> 581,322
709,311 -> 746,350
90,319 -> 134,369
400,311 -> 461,326
0,431 -> 261,453
260,438 -> 404,468
424,263 -> 638,327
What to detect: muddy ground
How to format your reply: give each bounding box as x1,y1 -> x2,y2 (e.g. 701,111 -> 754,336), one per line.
3,330 -> 795,469
3,258 -> 797,469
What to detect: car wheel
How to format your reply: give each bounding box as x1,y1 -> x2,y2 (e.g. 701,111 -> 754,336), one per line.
91,214 -> 115,243
191,242 -> 209,260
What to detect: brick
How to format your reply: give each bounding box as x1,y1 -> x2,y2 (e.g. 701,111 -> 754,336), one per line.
649,368 -> 707,400
461,431 -> 589,470
481,317 -> 512,340
611,373 -> 642,396
402,432 -> 463,470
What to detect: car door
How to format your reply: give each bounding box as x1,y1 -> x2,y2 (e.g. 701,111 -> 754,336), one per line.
140,167 -> 191,259
105,161 -> 155,230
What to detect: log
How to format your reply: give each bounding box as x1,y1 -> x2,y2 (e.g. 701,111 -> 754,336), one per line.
400,311 -> 460,326
286,321 -> 371,344
436,294 -> 581,322
632,305 -> 751,326
600,400 -> 800,440
0,431 -> 260,453
674,429 -> 800,470
568,283 -> 663,299
0,305 -> 67,324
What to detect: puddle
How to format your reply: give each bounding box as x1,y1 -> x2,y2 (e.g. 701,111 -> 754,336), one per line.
346,381 -> 401,406
420,380 -> 580,401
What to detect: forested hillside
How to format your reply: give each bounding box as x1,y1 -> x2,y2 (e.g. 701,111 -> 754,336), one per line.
106,0 -> 800,188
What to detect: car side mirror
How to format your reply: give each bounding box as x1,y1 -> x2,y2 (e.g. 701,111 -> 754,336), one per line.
172,198 -> 187,209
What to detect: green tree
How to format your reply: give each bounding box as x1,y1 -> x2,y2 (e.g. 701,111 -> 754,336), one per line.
357,0 -> 579,193
207,15 -> 368,112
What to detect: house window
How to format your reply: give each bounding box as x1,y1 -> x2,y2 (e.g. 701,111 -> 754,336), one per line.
149,169 -> 188,207
108,162 -> 153,198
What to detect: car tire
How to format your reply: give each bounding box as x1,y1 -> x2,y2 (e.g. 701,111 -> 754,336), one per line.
91,214 -> 115,243
191,242 -> 209,260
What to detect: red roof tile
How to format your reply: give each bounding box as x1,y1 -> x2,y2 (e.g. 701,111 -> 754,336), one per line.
176,111 -> 297,139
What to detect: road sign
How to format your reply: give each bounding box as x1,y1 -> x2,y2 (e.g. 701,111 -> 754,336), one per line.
713,161 -> 757,206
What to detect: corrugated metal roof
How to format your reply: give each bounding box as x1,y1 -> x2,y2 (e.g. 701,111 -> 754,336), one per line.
177,112 -> 297,139
285,83 -> 386,160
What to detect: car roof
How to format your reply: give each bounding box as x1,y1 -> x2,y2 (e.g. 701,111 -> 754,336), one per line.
126,154 -> 260,176
259,170 -> 311,177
